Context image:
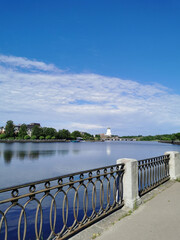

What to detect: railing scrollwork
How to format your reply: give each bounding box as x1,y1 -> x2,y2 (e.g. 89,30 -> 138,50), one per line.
0,163 -> 124,239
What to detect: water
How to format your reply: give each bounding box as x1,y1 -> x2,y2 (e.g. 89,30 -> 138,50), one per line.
1,141 -> 180,239
1,141 -> 180,188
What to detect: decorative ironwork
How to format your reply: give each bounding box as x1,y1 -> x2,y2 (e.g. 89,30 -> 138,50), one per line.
0,163 -> 124,240
138,154 -> 170,196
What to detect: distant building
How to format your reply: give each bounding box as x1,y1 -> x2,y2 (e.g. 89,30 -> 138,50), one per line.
0,127 -> 5,134
98,128 -> 126,141
76,137 -> 84,141
14,124 -> 21,134
26,123 -> 41,136
13,123 -> 41,136
80,131 -> 85,136
99,128 -> 113,141
105,127 -> 112,137
100,133 -> 106,140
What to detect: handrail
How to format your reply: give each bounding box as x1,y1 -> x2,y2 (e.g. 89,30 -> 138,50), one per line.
138,154 -> 170,196
0,163 -> 125,240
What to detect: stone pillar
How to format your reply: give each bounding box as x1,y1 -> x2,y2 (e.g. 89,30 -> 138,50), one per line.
116,158 -> 141,209
165,151 -> 180,180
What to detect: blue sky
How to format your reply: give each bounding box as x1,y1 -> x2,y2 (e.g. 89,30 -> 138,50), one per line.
0,0 -> 180,135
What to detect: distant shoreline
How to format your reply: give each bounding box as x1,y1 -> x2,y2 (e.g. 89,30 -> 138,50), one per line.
158,140 -> 180,145
0,139 -> 68,143
1,139 -> 180,144
0,139 -> 99,143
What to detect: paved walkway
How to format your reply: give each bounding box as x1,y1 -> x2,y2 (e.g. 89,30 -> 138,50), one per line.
70,181 -> 180,240
98,181 -> 180,240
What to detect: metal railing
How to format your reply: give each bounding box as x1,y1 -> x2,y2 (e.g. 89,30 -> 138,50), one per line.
0,163 -> 124,240
138,154 -> 170,196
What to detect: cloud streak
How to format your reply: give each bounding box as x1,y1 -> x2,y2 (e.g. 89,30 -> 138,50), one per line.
0,54 -> 61,72
0,54 -> 180,135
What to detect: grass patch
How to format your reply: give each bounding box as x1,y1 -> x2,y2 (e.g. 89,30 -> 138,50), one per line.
118,210 -> 132,221
92,233 -> 101,239
111,220 -> 118,226
133,202 -> 138,210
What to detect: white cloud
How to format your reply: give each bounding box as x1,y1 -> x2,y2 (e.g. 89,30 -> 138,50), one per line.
71,123 -> 104,130
0,54 -> 61,72
0,54 -> 180,135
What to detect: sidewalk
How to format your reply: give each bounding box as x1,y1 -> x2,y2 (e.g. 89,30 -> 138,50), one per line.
98,181 -> 180,240
70,181 -> 180,240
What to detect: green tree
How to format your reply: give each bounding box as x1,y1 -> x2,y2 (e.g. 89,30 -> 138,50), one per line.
58,129 -> 71,139
24,135 -> 30,140
170,134 -> 176,141
45,135 -> 51,140
32,125 -> 43,138
5,120 -> 14,138
42,127 -> 57,138
175,133 -> 180,140
140,135 -> 154,141
18,124 -> 27,139
95,134 -> 101,141
83,132 -> 94,140
0,134 -> 6,139
31,135 -> 37,140
71,131 -> 82,140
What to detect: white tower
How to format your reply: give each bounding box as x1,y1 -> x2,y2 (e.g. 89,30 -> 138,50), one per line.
105,127 -> 111,137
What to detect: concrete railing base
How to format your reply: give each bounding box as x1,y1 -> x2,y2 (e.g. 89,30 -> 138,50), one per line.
165,151 -> 180,180
116,158 -> 142,209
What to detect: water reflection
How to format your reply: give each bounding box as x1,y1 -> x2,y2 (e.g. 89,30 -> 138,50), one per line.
17,151 -> 26,160
72,150 -> 80,155
106,145 -> 111,156
1,148 -> 72,164
4,150 -> 13,164
57,150 -> 69,156
29,151 -> 40,160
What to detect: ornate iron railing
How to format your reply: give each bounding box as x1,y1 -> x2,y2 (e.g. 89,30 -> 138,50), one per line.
0,163 -> 124,240
138,154 -> 170,196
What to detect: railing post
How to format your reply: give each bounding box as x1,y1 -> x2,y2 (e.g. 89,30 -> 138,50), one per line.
116,158 -> 141,209
165,151 -> 180,180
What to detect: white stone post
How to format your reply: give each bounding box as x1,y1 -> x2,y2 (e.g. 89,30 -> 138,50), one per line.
165,151 -> 180,180
116,158 -> 141,209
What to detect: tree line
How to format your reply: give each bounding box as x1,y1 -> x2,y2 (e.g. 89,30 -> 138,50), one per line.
0,120 -> 95,140
139,133 -> 180,141
1,120 -> 180,142
121,133 -> 180,141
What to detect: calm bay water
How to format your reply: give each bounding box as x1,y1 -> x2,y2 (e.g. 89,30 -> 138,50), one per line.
1,141 -> 180,188
1,141 -> 180,239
